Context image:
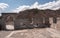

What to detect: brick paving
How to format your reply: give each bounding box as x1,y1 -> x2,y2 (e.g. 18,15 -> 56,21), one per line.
0,28 -> 60,38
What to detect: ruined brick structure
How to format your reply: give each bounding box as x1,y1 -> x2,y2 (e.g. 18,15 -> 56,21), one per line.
0,9 -> 60,30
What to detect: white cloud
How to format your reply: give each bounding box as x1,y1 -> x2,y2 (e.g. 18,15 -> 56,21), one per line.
13,0 -> 60,12
13,5 -> 30,12
0,3 -> 9,10
30,2 -> 39,9
39,0 -> 60,10
0,3 -> 9,16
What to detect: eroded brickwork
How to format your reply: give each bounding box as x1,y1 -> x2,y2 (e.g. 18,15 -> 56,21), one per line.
0,9 -> 60,30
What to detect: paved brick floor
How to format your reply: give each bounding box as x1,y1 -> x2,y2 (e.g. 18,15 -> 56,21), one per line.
0,28 -> 60,38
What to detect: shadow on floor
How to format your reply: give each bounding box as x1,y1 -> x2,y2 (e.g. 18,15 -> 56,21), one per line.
0,23 -> 51,31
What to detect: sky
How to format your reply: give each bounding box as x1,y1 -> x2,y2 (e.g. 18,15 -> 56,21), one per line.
0,0 -> 59,13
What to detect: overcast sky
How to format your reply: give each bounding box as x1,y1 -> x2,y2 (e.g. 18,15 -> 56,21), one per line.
0,0 -> 59,13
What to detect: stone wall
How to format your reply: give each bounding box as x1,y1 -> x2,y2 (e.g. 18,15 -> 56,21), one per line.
49,17 -> 60,31
1,9 -> 60,30
14,19 -> 31,29
54,17 -> 60,30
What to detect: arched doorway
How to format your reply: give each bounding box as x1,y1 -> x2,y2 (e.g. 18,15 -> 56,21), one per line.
5,15 -> 14,30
